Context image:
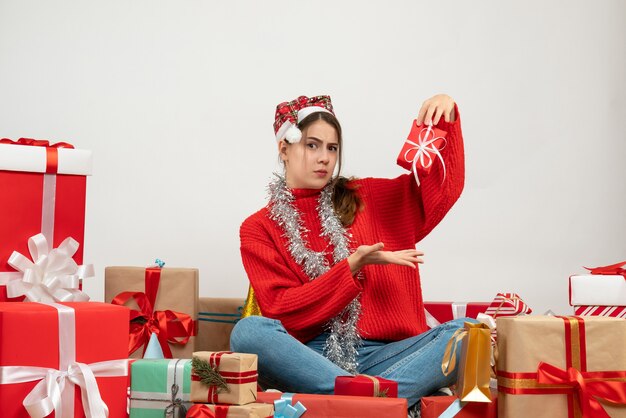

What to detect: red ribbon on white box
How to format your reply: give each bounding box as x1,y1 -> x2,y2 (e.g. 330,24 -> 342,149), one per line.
0,303 -> 129,418
403,123 -> 447,186
3,234 -> 93,303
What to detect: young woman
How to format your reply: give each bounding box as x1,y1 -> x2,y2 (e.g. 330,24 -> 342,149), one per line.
231,94 -> 473,410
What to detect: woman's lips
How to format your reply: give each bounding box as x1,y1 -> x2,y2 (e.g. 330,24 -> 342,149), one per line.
314,170 -> 328,177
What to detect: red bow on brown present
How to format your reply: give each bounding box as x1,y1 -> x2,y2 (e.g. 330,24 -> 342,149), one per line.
112,267 -> 195,358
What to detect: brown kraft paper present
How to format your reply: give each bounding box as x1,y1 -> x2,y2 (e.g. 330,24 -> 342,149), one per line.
191,351 -> 258,405
197,297 -> 245,352
496,315 -> 626,417
105,266 -> 199,358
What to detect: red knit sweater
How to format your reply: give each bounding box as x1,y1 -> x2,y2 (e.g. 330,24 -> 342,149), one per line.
240,108 -> 464,343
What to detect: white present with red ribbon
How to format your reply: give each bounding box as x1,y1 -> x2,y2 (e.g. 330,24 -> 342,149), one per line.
569,261 -> 626,306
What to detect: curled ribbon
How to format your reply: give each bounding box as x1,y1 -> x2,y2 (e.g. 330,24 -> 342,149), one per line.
403,123 -> 447,186
536,362 -> 626,418
5,233 -> 93,302
584,261 -> 626,279
112,291 -> 195,358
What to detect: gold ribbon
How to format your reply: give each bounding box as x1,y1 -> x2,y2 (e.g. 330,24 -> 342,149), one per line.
356,374 -> 388,397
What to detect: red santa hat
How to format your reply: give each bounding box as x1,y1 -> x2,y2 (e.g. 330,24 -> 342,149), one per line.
273,95 -> 335,143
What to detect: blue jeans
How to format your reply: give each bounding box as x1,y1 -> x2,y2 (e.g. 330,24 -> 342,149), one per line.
230,316 -> 476,407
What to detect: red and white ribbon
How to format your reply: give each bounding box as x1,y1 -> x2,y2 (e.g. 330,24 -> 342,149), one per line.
4,234 -> 93,302
403,123 -> 447,186
0,303 -> 128,418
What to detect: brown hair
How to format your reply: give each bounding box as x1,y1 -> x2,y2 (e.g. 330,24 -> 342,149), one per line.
296,112 -> 362,226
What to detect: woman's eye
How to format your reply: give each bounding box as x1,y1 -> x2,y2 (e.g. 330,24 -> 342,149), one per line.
329,146 -> 338,152
307,143 -> 317,149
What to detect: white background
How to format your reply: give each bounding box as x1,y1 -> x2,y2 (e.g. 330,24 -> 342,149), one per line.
1,1 -> 624,315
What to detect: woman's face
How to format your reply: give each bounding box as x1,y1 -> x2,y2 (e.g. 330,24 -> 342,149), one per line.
279,119 -> 339,189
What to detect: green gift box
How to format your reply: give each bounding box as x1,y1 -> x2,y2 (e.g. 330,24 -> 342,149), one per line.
130,358 -> 192,418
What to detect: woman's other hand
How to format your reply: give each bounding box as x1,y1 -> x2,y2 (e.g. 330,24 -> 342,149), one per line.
347,243 -> 424,275
416,94 -> 456,126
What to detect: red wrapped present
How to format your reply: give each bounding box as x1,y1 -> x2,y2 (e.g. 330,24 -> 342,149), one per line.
334,374 -> 398,398
396,121 -> 447,186
424,302 -> 491,329
256,391 -> 407,418
483,293 -> 531,317
421,389 -> 497,418
0,302 -> 130,417
0,138 -> 92,302
574,305 -> 626,318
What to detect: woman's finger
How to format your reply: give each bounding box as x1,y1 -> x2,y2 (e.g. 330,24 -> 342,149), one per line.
423,105 -> 437,126
433,106 -> 445,126
416,100 -> 429,126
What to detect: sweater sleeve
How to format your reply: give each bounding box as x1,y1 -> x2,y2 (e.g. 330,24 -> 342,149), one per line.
239,217 -> 362,337
361,104 -> 465,245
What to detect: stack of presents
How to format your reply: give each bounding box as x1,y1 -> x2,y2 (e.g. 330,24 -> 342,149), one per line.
1,137 -> 625,418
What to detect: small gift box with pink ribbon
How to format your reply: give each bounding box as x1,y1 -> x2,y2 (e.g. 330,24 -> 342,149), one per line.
334,374 -> 398,398
105,264 -> 198,359
0,138 -> 92,302
569,261 -> 626,307
396,121 -> 447,186
190,351 -> 258,406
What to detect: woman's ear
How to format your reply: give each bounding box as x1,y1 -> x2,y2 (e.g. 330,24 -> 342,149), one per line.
277,139 -> 289,163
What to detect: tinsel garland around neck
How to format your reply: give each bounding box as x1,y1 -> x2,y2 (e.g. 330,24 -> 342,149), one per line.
267,173 -> 362,373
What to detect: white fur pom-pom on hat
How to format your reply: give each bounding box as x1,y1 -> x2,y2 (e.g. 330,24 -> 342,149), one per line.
284,125 -> 302,143
273,95 -> 335,142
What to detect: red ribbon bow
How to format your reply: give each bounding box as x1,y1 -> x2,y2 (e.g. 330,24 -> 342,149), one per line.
584,261 -> 626,279
0,137 -> 74,148
537,362 -> 626,418
186,404 -> 230,418
111,267 -> 195,358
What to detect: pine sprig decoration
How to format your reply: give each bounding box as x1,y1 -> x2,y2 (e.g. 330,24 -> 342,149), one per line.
191,356 -> 230,394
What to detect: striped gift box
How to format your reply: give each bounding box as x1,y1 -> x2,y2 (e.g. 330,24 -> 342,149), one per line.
129,358 -> 192,418
484,293 -> 531,317
574,305 -> 626,318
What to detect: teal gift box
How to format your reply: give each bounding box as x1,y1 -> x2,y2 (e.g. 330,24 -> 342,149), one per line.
130,358 -> 192,418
